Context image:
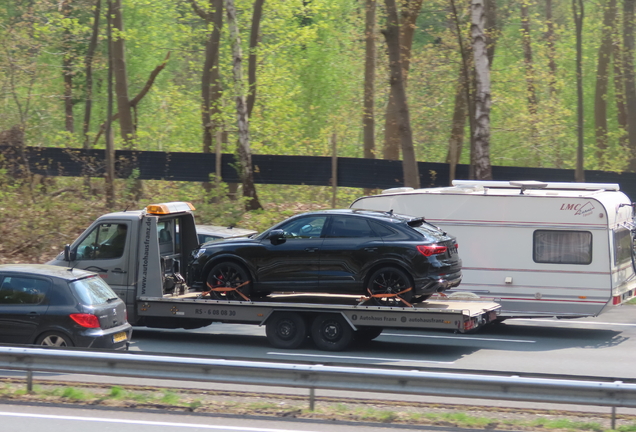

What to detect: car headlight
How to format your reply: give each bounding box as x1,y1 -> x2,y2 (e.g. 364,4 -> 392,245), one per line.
193,248 -> 206,259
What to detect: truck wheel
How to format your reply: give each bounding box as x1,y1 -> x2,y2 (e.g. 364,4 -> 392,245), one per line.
36,332 -> 74,347
207,261 -> 252,301
354,326 -> 383,343
311,313 -> 353,351
366,267 -> 414,306
266,312 -> 307,349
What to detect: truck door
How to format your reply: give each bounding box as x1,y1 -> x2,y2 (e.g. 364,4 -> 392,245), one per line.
69,221 -> 132,295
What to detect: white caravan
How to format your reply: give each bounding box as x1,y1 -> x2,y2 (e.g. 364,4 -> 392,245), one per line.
351,180 -> 636,319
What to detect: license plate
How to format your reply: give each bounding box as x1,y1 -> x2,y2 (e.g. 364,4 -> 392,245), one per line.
112,332 -> 127,343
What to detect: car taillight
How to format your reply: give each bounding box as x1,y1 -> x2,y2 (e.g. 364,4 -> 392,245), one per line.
417,244 -> 448,257
70,313 -> 101,328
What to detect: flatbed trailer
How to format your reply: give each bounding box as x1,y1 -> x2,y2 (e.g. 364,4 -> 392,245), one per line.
48,201 -> 500,351
137,293 -> 500,350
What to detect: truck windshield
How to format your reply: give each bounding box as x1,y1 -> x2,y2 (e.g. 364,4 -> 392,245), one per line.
70,275 -> 118,305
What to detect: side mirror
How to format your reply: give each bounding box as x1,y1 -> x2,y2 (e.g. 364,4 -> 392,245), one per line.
63,244 -> 76,262
268,229 -> 286,245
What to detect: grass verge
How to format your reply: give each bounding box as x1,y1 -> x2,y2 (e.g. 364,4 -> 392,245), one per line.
0,379 -> 635,431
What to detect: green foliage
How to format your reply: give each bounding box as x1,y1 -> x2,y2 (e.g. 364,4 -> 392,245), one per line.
0,0 -> 633,220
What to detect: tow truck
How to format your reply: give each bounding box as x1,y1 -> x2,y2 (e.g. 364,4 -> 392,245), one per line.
48,202 -> 500,351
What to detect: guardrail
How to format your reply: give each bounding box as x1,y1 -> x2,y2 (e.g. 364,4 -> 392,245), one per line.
0,346 -> 633,427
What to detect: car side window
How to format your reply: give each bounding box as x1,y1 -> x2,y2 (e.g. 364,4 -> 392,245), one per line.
0,276 -> 49,305
278,216 -> 327,239
369,220 -> 399,238
76,223 -> 128,260
327,217 -> 377,238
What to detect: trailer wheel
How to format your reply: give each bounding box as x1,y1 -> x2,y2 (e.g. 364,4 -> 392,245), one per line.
366,267 -> 414,306
311,314 -> 353,351
354,326 -> 383,343
206,261 -> 252,301
266,312 -> 307,349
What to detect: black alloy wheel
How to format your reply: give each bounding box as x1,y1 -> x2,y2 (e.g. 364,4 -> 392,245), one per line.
310,313 -> 353,351
206,261 -> 252,301
265,312 -> 307,349
366,266 -> 414,306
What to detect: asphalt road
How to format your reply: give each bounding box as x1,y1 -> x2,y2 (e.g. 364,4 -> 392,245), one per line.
0,404 -> 424,432
4,304 -> 634,416
128,305 -> 636,380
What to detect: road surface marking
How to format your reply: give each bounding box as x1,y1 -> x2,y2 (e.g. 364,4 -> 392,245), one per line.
511,319 -> 636,327
381,333 -> 535,343
0,411 -> 316,431
268,352 -> 455,364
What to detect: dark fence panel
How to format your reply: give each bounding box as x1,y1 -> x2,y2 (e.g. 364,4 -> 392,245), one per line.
3,146 -> 636,200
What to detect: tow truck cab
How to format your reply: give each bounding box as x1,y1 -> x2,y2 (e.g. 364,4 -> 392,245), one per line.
48,202 -> 199,325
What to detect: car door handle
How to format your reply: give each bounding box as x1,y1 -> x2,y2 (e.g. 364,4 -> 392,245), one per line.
305,247 -> 319,252
364,247 -> 378,252
112,268 -> 127,274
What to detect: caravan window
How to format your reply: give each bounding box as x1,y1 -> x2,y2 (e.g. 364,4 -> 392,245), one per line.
533,230 -> 592,265
614,227 -> 632,266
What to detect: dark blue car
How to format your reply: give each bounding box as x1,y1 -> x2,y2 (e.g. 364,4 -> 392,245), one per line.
0,264 -> 132,349
188,209 -> 462,305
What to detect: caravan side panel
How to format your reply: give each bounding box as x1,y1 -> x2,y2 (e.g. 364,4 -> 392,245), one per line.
352,193 -> 614,318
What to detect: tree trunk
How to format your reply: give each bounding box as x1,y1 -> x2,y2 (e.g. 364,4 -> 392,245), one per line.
193,0 -> 224,195
485,0 -> 498,67
471,0 -> 492,180
595,0 -> 617,168
363,0 -> 376,195
383,0 -> 419,188
449,0 -> 474,181
573,0 -> 585,181
105,0 -> 116,207
111,0 -> 135,146
624,0 -> 636,171
446,70 -> 468,183
613,23 -> 628,145
247,0 -> 264,117
83,0 -> 101,150
521,0 -> 539,165
545,0 -> 558,96
61,0 -> 74,134
225,0 -> 263,210
382,0 -> 423,161
521,2 -> 537,116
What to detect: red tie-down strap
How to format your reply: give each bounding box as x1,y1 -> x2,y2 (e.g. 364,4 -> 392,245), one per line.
364,287 -> 413,307
204,280 -> 251,301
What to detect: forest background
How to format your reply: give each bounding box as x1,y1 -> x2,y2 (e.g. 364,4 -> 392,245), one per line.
1,0 -> 635,263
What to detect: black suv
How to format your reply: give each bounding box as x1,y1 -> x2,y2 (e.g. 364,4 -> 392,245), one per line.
188,209 -> 462,305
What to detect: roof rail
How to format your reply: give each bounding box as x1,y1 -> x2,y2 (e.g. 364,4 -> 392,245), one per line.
451,180 -> 620,191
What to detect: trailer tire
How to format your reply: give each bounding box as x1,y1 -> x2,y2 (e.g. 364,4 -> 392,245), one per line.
266,312 -> 307,349
311,313 -> 353,351
366,266 -> 414,306
354,326 -> 383,343
206,261 -> 252,301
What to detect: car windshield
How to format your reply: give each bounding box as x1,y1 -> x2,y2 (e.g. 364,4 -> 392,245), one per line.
70,275 -> 118,305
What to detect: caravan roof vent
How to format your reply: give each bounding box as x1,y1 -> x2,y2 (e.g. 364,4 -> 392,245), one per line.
381,187 -> 414,194
510,181 -> 548,195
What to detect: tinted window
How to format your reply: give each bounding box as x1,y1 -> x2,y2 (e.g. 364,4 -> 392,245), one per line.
369,220 -> 399,238
533,230 -> 592,265
0,276 -> 49,305
158,220 -> 175,255
70,275 -> 118,305
277,216 -> 327,239
326,217 -> 376,238
614,227 -> 633,266
76,223 -> 127,260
